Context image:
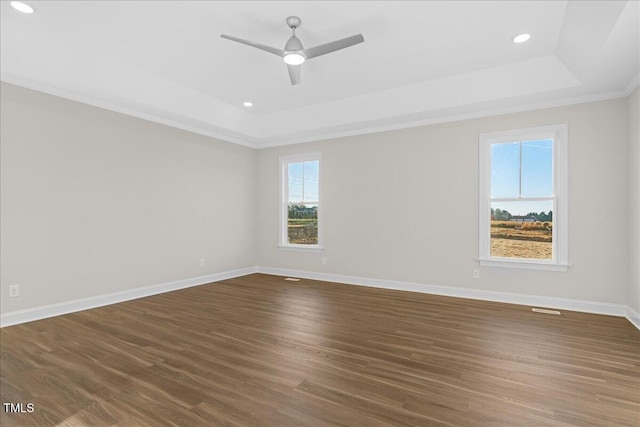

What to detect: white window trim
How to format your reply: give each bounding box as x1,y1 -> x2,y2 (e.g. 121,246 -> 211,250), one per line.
279,152 -> 323,252
478,124 -> 569,271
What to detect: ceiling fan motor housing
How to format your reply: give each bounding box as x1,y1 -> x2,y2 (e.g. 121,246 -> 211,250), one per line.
285,35 -> 304,51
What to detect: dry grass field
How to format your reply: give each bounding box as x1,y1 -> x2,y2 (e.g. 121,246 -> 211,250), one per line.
287,219 -> 318,244
491,221 -> 552,259
491,238 -> 552,259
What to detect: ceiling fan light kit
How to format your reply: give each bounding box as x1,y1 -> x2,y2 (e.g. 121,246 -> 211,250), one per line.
221,16 -> 364,85
283,53 -> 305,66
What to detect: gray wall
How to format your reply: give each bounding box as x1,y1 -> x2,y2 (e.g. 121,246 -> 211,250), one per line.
1,81 -> 637,316
0,83 -> 256,313
629,87 -> 640,313
256,98 -> 630,305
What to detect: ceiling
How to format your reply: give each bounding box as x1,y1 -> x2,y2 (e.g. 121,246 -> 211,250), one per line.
1,1 -> 638,148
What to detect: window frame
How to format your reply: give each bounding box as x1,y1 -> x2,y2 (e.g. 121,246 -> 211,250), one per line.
478,124 -> 569,271
279,152 -> 323,252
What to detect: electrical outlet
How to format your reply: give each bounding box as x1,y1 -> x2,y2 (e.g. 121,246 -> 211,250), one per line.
321,257 -> 327,265
9,285 -> 20,297
200,259 -> 205,268
472,269 -> 480,279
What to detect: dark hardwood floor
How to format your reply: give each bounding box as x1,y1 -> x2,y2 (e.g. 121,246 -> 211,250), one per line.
1,273 -> 639,426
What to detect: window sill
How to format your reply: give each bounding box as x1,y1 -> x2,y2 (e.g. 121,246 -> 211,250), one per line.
278,245 -> 324,253
478,258 -> 569,272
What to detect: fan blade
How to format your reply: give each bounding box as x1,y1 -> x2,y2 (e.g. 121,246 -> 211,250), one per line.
303,34 -> 364,59
220,34 -> 285,57
287,64 -> 301,85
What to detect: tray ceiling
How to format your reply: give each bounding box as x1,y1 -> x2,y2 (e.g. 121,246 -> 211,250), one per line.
1,1 -> 638,147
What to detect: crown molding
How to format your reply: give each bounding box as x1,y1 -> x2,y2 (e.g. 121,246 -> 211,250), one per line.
0,74 -> 261,149
624,73 -> 640,96
254,87 -> 634,148
2,73 -> 636,150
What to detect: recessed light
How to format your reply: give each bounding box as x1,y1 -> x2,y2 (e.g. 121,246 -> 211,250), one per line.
242,101 -> 253,107
10,1 -> 35,14
513,33 -> 531,44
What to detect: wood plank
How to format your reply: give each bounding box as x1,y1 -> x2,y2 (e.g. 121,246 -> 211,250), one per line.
1,273 -> 638,426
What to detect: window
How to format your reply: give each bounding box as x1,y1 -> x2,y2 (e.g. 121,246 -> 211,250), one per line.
479,124 -> 568,270
279,153 -> 321,251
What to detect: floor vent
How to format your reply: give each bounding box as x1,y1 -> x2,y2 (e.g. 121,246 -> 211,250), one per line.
284,277 -> 301,282
532,307 -> 561,315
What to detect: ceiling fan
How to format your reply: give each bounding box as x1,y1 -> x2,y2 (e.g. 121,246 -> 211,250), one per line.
221,16 -> 364,86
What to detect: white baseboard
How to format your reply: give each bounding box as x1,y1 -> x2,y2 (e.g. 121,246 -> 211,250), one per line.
0,266 -> 258,328
256,266 -> 640,330
4,265 -> 638,332
627,306 -> 640,330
